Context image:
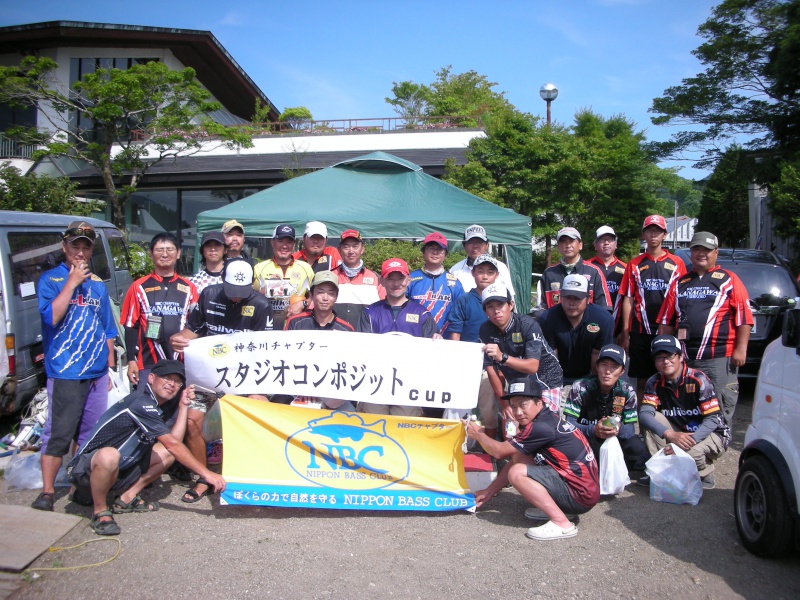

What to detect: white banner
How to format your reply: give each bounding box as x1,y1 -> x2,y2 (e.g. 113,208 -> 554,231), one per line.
184,330 -> 482,410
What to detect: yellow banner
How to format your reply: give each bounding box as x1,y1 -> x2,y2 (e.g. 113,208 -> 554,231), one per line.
218,395 -> 476,512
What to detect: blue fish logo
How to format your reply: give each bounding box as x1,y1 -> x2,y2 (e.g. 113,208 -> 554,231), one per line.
308,413 -> 388,442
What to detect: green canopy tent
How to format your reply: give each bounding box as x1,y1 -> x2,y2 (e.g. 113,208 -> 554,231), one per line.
196,152 -> 533,307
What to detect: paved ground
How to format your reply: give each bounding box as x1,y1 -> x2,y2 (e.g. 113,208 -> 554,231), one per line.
1,391 -> 799,600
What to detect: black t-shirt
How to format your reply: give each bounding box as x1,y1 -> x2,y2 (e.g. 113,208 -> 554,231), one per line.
187,284 -> 274,336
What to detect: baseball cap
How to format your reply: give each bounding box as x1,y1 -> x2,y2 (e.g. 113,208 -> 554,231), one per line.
381,258 -> 410,277
304,221 -> 328,238
595,225 -> 616,240
340,229 -> 363,243
63,220 -> 96,243
642,215 -> 667,231
151,359 -> 186,382
273,224 -> 296,240
557,227 -> 581,241
561,273 -> 589,298
597,344 -> 627,366
473,254 -> 499,270
222,257 -> 254,299
650,335 -> 682,357
464,224 -> 488,242
423,232 -> 448,250
222,219 -> 244,234
200,231 -> 226,248
502,377 -> 542,400
481,282 -> 511,306
311,270 -> 339,290
690,231 -> 719,250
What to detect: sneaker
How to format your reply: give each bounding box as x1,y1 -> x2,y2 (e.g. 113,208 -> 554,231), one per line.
31,492 -> 55,512
525,520 -> 578,541
701,473 -> 716,490
636,475 -> 650,488
207,442 -> 223,465
524,507 -> 578,523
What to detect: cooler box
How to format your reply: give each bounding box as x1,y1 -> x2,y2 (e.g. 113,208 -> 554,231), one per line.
463,453 -> 497,491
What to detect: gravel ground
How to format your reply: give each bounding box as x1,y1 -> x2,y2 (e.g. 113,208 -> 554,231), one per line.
2,393 -> 799,600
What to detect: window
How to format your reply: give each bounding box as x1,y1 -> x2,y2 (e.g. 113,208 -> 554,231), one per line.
104,227 -> 130,272
8,233 -> 63,298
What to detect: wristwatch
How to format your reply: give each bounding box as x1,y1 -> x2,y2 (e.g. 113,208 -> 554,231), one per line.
499,353 -> 509,365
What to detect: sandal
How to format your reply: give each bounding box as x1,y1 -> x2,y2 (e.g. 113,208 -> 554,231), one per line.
181,478 -> 214,504
112,495 -> 159,514
90,510 -> 121,536
31,492 -> 55,512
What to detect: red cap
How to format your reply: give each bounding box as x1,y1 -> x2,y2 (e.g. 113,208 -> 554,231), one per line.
381,258 -> 409,278
642,215 -> 667,231
340,229 -> 362,242
422,232 -> 448,249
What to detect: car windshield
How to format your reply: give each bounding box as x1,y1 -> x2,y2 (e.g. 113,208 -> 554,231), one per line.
731,264 -> 799,307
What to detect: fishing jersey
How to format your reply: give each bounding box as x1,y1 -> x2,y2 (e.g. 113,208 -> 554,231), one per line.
188,268 -> 223,295
657,266 -> 753,360
331,264 -> 386,330
38,263 -> 117,380
120,273 -> 198,369
285,310 -> 355,332
540,258 -> 612,310
450,257 -> 516,300
511,406 -> 600,509
585,256 -> 627,314
618,251 -> 685,334
68,384 -> 179,473
479,313 -> 563,389
407,269 -> 465,328
642,363 -> 730,447
357,299 -> 439,338
563,377 -> 638,441
444,289 -> 487,343
253,258 -> 314,329
186,285 -> 273,336
292,247 -> 342,273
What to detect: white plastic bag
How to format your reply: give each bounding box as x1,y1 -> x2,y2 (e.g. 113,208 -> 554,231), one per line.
107,368 -> 129,408
599,436 -> 630,495
3,450 -> 43,491
645,444 -> 703,505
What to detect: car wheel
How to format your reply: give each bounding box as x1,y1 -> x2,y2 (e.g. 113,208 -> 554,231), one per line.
734,455 -> 796,557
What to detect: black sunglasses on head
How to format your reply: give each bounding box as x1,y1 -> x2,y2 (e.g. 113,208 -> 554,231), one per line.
63,227 -> 96,241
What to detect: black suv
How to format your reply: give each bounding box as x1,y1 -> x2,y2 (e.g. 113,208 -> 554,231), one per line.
674,248 -> 799,377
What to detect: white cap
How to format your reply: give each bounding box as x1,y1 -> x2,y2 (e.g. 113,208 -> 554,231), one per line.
595,225 -> 616,240
464,224 -> 488,242
557,227 -> 581,241
481,282 -> 511,306
304,221 -> 328,238
561,273 -> 589,298
223,258 -> 254,299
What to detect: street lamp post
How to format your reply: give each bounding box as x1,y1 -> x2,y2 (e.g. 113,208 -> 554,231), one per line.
539,83 -> 558,125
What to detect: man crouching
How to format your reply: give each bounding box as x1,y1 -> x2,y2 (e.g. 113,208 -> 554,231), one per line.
66,360 -> 226,535
466,377 -> 599,541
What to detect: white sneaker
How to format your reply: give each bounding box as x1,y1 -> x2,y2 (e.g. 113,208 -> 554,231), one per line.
525,520 -> 578,541
524,507 -> 577,522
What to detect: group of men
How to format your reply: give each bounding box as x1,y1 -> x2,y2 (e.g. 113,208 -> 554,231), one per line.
30,214 -> 752,542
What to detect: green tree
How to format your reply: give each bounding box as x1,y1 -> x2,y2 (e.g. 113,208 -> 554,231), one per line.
0,164 -> 96,215
697,147 -> 753,246
0,57 -> 253,230
279,106 -> 313,130
385,81 -> 430,126
768,159 -> 800,250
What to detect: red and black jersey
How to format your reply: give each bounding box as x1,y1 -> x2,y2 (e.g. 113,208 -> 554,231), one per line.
284,309 -> 355,332
540,258 -> 612,310
619,251 -> 685,334
657,266 -> 753,360
585,256 -> 626,311
510,407 -> 600,509
121,273 -> 198,369
292,247 -> 342,273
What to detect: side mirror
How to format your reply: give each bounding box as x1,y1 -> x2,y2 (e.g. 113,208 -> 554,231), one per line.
781,308 -> 800,348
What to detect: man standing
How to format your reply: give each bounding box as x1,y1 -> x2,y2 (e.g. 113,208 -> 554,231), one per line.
616,215 -> 686,399
407,232 -> 465,328
292,221 -> 342,273
358,258 -> 440,416
189,231 -> 227,294
639,335 -> 730,490
657,232 -> 752,424
66,360 -> 225,535
466,378 -> 599,541
121,232 -> 198,388
539,227 -> 611,310
331,229 -> 385,329
221,219 -> 256,266
585,225 -> 627,314
449,224 -> 516,301
32,221 -> 118,512
253,224 -> 314,330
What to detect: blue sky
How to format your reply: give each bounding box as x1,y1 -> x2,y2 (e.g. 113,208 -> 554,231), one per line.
2,0 -> 720,180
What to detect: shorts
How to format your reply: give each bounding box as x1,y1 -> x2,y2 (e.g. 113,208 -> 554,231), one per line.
41,376 -> 108,457
628,332 -> 657,379
68,448 -> 150,495
525,464 -> 593,515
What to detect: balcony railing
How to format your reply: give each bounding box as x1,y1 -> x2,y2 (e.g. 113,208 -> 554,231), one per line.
248,115 -> 485,135
0,134 -> 36,159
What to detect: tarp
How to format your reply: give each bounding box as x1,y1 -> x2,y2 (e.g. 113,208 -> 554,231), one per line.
196,152 -> 533,308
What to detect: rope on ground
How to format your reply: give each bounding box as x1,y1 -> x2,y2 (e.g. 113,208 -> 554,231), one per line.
25,537 -> 122,572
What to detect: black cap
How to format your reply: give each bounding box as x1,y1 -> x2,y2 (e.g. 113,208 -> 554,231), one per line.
597,344 -> 627,366
200,231 -> 227,248
150,360 -> 186,381
502,377 -> 542,400
650,335 -> 682,357
273,224 -> 296,240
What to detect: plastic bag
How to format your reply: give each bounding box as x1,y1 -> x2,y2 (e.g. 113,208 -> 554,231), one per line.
599,436 -> 630,495
645,444 -> 703,505
3,450 -> 43,491
108,368 -> 129,408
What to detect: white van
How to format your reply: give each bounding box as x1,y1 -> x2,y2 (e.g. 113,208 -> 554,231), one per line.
0,211 -> 132,414
734,307 -> 800,557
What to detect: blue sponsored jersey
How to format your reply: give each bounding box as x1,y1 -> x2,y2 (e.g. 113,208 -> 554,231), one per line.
39,263 -> 117,380
407,269 -> 465,329
444,289 -> 487,343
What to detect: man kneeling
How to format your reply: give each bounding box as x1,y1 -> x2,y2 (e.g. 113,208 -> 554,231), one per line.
66,360 -> 226,535
466,378 -> 599,541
